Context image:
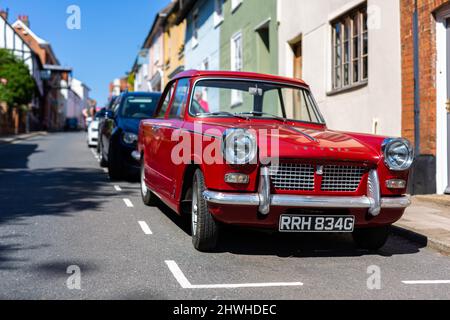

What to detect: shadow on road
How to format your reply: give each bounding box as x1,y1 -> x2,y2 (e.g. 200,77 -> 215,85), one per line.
0,143 -> 40,169
0,167 -> 115,269
156,201 -> 425,258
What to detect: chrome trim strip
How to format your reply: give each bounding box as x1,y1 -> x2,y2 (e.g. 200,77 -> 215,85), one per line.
202,191 -> 411,210
367,169 -> 381,216
258,167 -> 271,215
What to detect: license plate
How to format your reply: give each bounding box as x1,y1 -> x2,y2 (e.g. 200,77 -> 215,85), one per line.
279,215 -> 355,233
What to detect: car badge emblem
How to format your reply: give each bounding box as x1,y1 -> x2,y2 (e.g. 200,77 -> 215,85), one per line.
316,165 -> 324,176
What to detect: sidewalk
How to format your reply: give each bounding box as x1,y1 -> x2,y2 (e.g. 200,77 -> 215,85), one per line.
0,131 -> 47,145
394,195 -> 450,255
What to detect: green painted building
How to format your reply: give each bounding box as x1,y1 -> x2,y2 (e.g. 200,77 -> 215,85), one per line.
218,0 -> 279,111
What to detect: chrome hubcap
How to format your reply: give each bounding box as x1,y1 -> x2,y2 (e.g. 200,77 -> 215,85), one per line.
141,165 -> 148,197
192,183 -> 198,236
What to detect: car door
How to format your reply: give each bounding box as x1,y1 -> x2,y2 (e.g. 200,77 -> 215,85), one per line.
102,97 -> 121,160
156,78 -> 191,199
145,82 -> 176,197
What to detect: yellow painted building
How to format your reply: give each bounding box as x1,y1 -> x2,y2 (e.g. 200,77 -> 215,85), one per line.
163,5 -> 186,85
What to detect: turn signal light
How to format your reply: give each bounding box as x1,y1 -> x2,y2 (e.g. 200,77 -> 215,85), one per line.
225,173 -> 250,184
386,179 -> 407,189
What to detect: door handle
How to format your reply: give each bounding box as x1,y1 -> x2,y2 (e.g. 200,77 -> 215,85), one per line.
446,99 -> 450,113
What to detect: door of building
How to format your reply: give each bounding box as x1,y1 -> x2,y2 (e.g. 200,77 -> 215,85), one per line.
445,18 -> 450,194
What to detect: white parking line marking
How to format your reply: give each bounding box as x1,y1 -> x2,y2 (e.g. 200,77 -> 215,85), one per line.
165,260 -> 303,289
90,148 -> 99,159
138,221 -> 153,235
123,198 -> 134,208
114,185 -> 122,192
403,280 -> 450,285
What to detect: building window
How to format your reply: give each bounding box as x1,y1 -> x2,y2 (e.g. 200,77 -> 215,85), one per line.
192,9 -> 199,48
231,0 -> 243,13
332,5 -> 367,91
214,0 -> 224,27
230,32 -> 243,105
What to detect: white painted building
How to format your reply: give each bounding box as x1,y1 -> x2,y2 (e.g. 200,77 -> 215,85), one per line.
278,0 -> 402,137
0,13 -> 44,100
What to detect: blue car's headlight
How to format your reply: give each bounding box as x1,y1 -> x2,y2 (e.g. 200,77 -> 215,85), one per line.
122,132 -> 138,145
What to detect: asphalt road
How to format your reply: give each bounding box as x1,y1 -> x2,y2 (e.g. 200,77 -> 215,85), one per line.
0,132 -> 450,300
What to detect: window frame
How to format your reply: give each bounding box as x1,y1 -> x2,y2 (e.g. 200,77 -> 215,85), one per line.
155,81 -> 176,119
214,0 -> 224,27
331,4 -> 368,93
230,31 -> 244,106
231,0 -> 243,13
168,78 -> 190,119
192,9 -> 199,49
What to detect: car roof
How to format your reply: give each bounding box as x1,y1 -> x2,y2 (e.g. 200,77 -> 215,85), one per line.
172,70 -> 309,88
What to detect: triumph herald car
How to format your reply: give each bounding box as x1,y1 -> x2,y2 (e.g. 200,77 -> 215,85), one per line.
137,70 -> 413,252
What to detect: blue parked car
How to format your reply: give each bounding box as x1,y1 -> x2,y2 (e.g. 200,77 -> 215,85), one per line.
99,92 -> 162,180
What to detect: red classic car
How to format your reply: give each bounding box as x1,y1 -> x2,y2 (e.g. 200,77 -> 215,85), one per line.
136,70 -> 413,252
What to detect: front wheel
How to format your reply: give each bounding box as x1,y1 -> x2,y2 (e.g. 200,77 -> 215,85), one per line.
191,169 -> 219,252
352,226 -> 390,251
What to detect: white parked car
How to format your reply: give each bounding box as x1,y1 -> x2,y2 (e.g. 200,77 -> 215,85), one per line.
87,117 -> 99,147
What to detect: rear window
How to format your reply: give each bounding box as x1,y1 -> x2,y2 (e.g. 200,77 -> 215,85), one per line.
121,96 -> 159,119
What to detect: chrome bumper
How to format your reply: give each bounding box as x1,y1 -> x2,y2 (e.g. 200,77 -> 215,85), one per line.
202,167 -> 411,217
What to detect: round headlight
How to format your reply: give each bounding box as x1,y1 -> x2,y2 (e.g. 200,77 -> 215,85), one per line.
222,129 -> 257,165
382,138 -> 414,171
123,132 -> 138,145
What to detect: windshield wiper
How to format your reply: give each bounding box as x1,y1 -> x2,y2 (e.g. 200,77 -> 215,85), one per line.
236,111 -> 287,123
196,111 -> 247,120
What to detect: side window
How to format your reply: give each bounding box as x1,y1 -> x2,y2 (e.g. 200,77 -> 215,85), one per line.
112,97 -> 121,116
168,78 -> 190,119
156,83 -> 175,118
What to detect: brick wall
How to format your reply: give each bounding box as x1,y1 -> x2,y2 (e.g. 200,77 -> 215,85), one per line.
400,0 -> 448,155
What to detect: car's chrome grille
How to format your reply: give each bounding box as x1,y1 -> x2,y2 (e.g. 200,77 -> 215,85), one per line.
321,165 -> 365,192
269,163 -> 315,191
269,163 -> 366,192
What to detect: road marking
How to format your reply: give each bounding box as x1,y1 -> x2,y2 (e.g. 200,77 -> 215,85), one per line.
114,185 -> 122,192
123,198 -> 134,208
165,260 -> 303,289
403,280 -> 450,285
138,221 -> 153,235
90,148 -> 99,159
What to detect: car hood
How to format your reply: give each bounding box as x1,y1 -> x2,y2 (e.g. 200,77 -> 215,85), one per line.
120,118 -> 142,134
195,120 -> 382,164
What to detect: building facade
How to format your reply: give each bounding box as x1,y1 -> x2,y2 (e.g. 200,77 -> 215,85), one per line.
278,0 -> 402,138
399,0 -> 450,195
163,1 -> 186,85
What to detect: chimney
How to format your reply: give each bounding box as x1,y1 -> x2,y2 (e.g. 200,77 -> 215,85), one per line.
18,15 -> 30,27
0,8 -> 9,21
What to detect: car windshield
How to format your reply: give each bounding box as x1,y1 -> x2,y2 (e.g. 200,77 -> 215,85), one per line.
190,79 -> 325,124
121,95 -> 159,119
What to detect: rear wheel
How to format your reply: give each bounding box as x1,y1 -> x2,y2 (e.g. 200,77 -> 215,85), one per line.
191,169 -> 219,252
141,158 -> 157,206
352,226 -> 390,251
99,141 -> 108,167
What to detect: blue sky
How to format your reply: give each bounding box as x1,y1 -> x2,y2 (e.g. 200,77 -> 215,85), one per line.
0,0 -> 170,106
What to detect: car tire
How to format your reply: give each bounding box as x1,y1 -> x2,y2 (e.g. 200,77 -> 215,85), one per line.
191,169 -> 219,252
140,158 -> 157,206
352,226 -> 390,251
99,141 -> 108,168
108,143 -> 123,180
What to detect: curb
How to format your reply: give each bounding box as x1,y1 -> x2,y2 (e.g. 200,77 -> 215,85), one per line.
392,225 -> 450,256
0,131 -> 47,145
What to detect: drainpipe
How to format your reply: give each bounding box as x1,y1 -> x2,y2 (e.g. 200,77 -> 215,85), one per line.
413,0 -> 421,155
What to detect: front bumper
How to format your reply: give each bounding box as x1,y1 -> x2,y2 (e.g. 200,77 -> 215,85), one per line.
203,167 -> 411,217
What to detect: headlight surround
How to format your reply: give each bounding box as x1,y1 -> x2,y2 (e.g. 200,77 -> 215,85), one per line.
222,129 -> 257,165
122,132 -> 138,145
382,138 -> 414,171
